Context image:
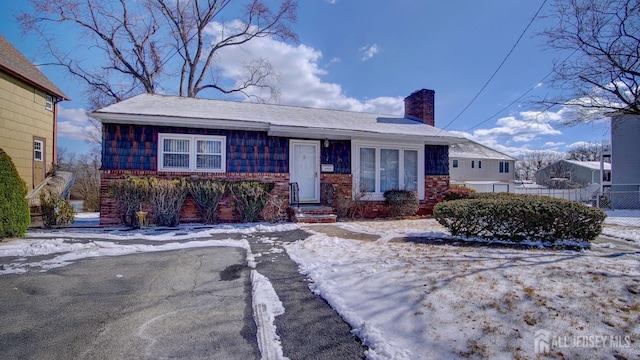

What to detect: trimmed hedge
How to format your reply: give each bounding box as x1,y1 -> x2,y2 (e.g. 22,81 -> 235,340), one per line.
444,185 -> 476,201
384,190 -> 419,218
0,148 -> 30,238
433,194 -> 606,242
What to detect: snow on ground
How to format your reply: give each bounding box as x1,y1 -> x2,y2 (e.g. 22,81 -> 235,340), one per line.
0,216 -> 292,359
603,210 -> 640,242
2,213 -> 639,359
288,219 -> 640,359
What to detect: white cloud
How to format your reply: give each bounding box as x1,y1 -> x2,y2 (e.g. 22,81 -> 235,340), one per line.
57,106 -> 99,141
543,141 -> 565,148
208,22 -> 401,114
359,44 -> 380,61
449,108 -> 573,156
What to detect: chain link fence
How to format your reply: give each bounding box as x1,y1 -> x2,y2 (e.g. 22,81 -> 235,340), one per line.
591,190 -> 640,229
512,187 -> 640,229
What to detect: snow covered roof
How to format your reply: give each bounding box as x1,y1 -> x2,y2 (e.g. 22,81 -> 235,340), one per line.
564,160 -> 611,170
448,140 -> 516,160
90,94 -> 467,144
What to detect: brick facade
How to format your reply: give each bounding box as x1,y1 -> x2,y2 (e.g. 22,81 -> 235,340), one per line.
320,173 -> 449,218
99,169 -> 289,225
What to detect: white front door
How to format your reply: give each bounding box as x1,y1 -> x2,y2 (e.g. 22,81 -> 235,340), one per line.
290,140 -> 320,203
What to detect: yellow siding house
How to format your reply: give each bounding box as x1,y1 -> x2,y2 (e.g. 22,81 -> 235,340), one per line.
0,35 -> 69,190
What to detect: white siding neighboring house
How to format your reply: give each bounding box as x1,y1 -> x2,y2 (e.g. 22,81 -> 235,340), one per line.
535,160 -> 611,188
449,141 -> 516,192
609,113 -> 640,209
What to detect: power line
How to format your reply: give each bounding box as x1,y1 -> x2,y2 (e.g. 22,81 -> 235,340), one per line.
466,48 -> 579,132
441,0 -> 548,130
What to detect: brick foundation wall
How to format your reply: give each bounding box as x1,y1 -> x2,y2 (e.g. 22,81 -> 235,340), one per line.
99,170 -> 289,225
100,170 -> 449,225
320,173 -> 449,219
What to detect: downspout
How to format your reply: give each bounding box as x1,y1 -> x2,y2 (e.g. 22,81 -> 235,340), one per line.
52,97 -> 60,167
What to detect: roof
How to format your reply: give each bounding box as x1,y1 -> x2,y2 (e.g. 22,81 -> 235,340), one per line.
0,35 -> 69,100
90,93 -> 467,144
448,140 -> 516,160
564,160 -> 611,170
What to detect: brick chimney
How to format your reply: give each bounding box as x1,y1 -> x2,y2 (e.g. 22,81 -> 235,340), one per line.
404,89 -> 435,126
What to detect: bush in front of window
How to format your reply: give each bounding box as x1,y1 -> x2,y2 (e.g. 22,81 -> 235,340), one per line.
228,181 -> 275,222
384,190 -> 419,218
187,179 -> 227,224
0,148 -> 30,238
443,185 -> 476,201
148,177 -> 188,227
433,194 -> 606,242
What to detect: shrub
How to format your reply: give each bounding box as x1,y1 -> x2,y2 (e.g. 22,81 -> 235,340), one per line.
384,189 -> 419,218
433,194 -> 606,242
148,177 -> 188,227
187,179 -> 227,224
444,185 -> 476,201
40,189 -> 75,228
328,185 -> 369,219
228,181 -> 275,222
0,148 -> 30,238
108,177 -> 150,228
261,193 -> 288,223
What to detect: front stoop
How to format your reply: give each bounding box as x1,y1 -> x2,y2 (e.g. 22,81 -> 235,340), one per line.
289,205 -> 337,224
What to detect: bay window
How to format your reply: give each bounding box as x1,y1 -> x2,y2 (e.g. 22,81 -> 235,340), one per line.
354,142 -> 423,200
158,134 -> 226,172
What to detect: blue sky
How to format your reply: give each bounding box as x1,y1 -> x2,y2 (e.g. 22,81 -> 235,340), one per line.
0,0 -> 611,156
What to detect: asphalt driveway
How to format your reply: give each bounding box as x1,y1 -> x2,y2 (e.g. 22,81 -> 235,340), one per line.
0,229 -> 366,359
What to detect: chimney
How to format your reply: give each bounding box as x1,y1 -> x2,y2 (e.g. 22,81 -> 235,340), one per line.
404,89 -> 435,126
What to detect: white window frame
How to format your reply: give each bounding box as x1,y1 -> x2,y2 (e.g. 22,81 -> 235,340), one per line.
45,95 -> 54,111
452,159 -> 458,168
352,141 -> 424,201
34,139 -> 44,161
158,133 -> 226,172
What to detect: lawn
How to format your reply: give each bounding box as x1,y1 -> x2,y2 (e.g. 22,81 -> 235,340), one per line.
288,219 -> 640,359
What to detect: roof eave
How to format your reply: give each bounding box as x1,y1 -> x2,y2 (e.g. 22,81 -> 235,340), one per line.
90,112 -> 467,145
89,112 -> 270,132
0,63 -> 70,101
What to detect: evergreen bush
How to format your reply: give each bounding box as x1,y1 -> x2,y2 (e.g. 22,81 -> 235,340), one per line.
108,177 -> 150,228
228,181 -> 275,222
444,185 -> 476,201
384,189 -> 419,218
148,177 -> 188,227
187,179 -> 227,224
433,194 -> 606,242
0,148 -> 30,238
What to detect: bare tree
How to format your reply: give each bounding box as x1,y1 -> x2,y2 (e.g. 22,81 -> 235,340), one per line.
57,146 -> 102,211
540,0 -> 640,124
515,150 -> 566,181
19,0 -> 298,109
567,141 -> 605,161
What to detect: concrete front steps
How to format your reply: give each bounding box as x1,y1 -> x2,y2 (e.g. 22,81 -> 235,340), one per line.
289,205 -> 337,224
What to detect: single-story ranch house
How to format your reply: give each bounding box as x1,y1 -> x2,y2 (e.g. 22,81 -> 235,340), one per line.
90,89 -> 466,225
